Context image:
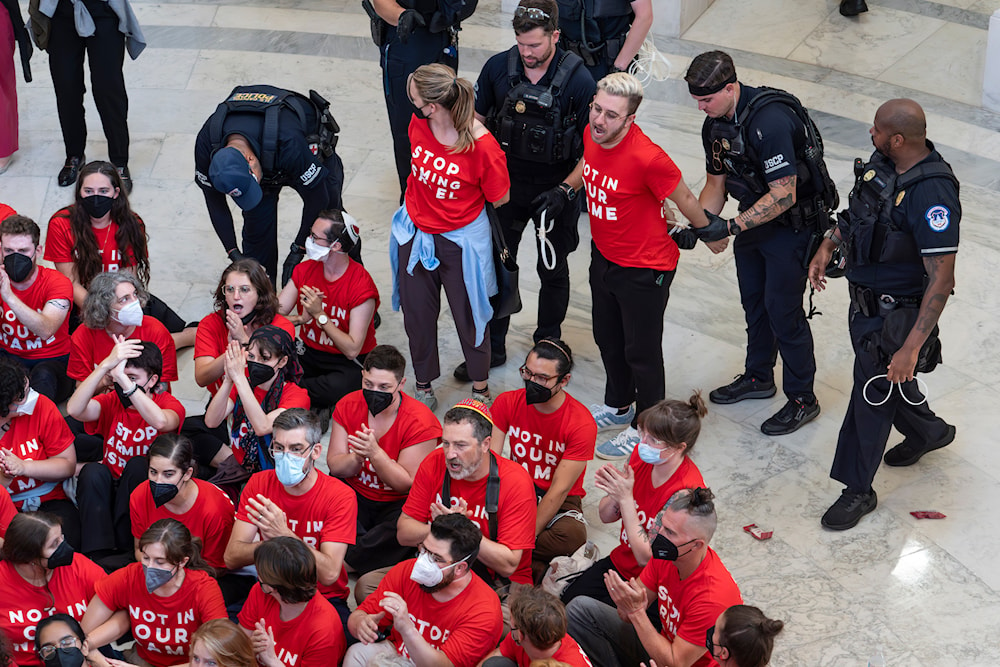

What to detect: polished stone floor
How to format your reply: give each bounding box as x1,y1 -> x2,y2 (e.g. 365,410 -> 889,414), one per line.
3,0 -> 1000,664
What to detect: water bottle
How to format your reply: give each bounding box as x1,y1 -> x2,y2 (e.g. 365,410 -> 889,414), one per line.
867,647 -> 886,667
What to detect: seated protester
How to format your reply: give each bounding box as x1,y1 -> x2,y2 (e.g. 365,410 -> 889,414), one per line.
482,586 -> 592,667
237,537 -> 346,667
224,409 -> 357,627
0,513 -> 104,666
346,513 -> 503,667
562,394 -> 707,610
0,215 -> 75,402
707,604 -> 784,667
397,399 -> 537,588
0,357 -> 79,547
566,488 -> 742,667
277,211 -> 378,417
190,619 -> 257,667
203,327 -> 309,481
82,518 -> 227,667
35,615 -> 97,667
490,339 -> 596,583
44,161 -> 197,349
0,489 -> 15,548
327,344 -> 440,577
130,434 -> 235,574
67,339 -> 184,569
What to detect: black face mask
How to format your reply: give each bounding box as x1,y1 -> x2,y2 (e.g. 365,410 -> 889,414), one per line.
413,102 -> 431,120
47,540 -> 75,569
150,480 -> 179,507
247,360 -> 276,388
43,647 -> 86,667
651,533 -> 696,561
362,388 -> 394,416
113,382 -> 145,409
240,310 -> 258,326
524,379 -> 553,405
80,194 -> 115,218
3,252 -> 34,283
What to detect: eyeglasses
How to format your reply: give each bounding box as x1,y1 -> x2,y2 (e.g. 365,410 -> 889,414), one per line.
223,285 -> 254,295
705,626 -> 727,655
514,6 -> 550,19
589,101 -> 627,123
38,636 -> 79,660
638,428 -> 670,449
270,443 -> 314,457
417,544 -> 453,566
519,365 -> 559,385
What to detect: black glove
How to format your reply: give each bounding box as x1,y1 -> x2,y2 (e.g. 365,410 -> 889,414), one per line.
281,244 -> 305,287
693,211 -> 730,243
531,186 -> 569,222
227,247 -> 246,263
396,9 -> 426,44
427,10 -> 452,33
672,228 -> 698,250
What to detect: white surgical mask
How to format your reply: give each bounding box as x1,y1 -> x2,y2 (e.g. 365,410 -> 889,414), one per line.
114,299 -> 144,327
13,388 -> 39,416
304,237 -> 331,262
409,551 -> 468,587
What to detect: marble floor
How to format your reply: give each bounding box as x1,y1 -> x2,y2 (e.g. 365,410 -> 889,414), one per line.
3,0 -> 1000,664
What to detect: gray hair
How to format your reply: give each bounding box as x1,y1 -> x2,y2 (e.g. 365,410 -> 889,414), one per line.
272,408 -> 322,447
82,271 -> 149,329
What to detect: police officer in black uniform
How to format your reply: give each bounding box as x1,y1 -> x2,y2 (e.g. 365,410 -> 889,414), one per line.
365,0 -> 476,197
809,98 -> 959,530
556,0 -> 652,80
453,0 -> 595,380
686,50 -> 827,436
194,85 -> 345,284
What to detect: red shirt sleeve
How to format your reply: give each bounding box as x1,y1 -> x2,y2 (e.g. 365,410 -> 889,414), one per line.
194,313 -> 227,359
236,583 -> 264,631
476,133 -> 511,204
68,326 -> 97,381
43,209 -> 75,263
0,491 -> 17,537
318,475 -> 358,546
94,563 -> 133,610
401,450 -> 442,522
277,383 -> 311,410
139,316 -> 178,381
196,571 -> 228,620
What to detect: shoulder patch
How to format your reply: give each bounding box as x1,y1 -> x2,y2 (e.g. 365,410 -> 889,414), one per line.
925,205 -> 950,232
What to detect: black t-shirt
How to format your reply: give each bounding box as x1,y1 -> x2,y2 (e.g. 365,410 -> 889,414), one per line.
845,148 -> 961,296
475,46 -> 596,183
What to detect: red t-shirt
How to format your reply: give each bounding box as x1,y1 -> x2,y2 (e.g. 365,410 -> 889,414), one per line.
194,312 -> 295,395
85,391 -> 186,479
0,554 -> 105,667
609,454 -> 705,578
130,478 -> 235,569
68,317 -> 178,382
227,383 -> 310,466
290,259 -> 379,355
403,448 -> 536,584
0,489 -> 16,537
237,585 -> 346,667
357,559 -> 503,666
404,117 -> 510,233
235,470 -> 357,600
0,266 -> 73,359
582,124 -> 683,271
0,204 -> 15,221
497,632 -> 592,667
332,391 -> 441,502
490,389 -> 596,497
2,395 -> 74,507
639,549 -> 743,667
43,208 -> 142,272
95,565 -> 226,667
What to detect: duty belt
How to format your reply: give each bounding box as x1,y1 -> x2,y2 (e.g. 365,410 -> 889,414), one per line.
848,282 -> 922,318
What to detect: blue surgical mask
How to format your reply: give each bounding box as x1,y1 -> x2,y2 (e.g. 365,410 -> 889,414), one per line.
274,450 -> 311,486
637,442 -> 664,465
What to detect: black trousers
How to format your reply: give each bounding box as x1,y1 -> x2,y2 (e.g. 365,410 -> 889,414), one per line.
380,25 -> 452,196
344,493 -> 414,574
733,224 -> 816,401
77,457 -> 148,557
0,351 -> 73,403
589,245 -> 673,425
830,306 -> 951,492
47,11 -> 129,165
490,179 -> 580,356
299,345 -> 364,412
39,498 -> 81,551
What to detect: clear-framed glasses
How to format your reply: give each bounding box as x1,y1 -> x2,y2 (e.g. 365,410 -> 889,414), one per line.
223,285 -> 254,296
589,101 -> 624,123
269,442 -> 314,457
38,636 -> 79,660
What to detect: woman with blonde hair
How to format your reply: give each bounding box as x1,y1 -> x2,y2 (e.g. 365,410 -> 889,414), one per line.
390,63 -> 510,410
190,619 -> 256,667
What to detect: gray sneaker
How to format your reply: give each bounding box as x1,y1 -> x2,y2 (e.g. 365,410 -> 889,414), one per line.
414,386 -> 438,412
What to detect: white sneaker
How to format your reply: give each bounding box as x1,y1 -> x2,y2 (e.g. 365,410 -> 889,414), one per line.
414,386 -> 438,412
596,427 -> 640,461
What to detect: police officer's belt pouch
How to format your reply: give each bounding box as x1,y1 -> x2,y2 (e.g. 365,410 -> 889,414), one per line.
870,308 -> 942,374
486,203 -> 522,320
362,0 -> 388,46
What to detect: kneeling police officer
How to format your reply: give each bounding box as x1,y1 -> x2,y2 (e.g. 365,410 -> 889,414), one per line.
195,85 -> 346,284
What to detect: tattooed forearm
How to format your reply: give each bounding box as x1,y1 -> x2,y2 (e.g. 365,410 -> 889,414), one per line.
910,254 -> 956,341
736,175 -> 797,230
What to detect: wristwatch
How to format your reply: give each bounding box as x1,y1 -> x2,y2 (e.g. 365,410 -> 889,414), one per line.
728,218 -> 741,236
316,313 -> 329,326
558,182 -> 578,202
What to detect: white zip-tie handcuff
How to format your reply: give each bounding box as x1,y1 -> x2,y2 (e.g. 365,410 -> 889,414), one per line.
862,374 -> 929,406
536,210 -> 557,271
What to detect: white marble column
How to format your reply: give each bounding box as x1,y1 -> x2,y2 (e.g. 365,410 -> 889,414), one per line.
651,0 -> 715,38
984,9 -> 1000,111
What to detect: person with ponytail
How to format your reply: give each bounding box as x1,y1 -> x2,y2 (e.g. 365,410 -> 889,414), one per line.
81,518 -> 226,667
389,63 -> 511,410
706,605 -> 784,667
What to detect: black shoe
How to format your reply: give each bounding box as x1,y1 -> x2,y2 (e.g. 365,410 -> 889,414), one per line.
709,373 -> 776,405
58,156 -> 84,187
839,0 -> 868,16
822,488 -> 877,530
884,424 -> 956,467
116,165 -> 133,194
453,354 -> 507,383
761,398 -> 820,436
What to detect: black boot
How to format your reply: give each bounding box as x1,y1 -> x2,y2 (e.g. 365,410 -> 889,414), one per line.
840,0 -> 868,16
